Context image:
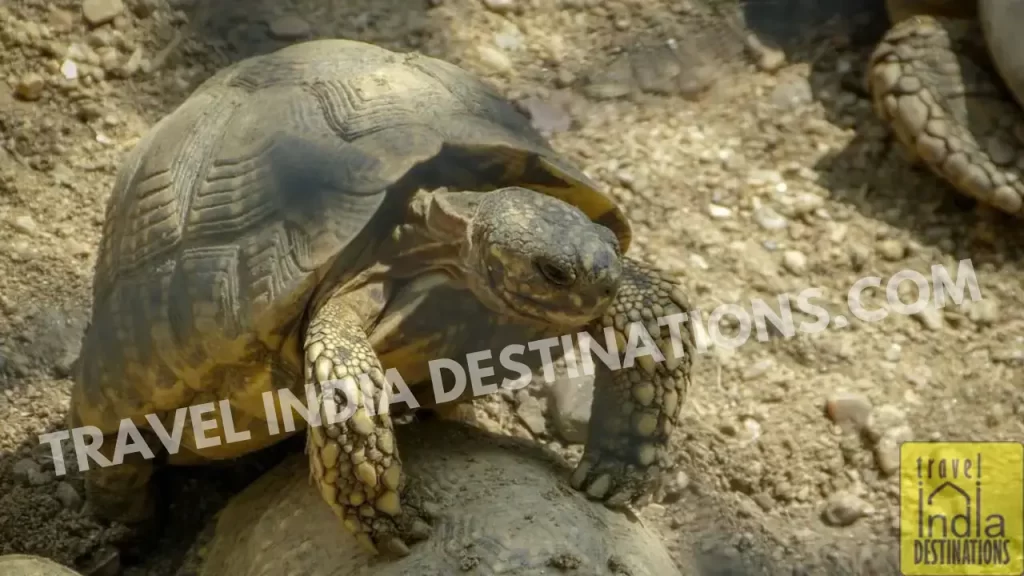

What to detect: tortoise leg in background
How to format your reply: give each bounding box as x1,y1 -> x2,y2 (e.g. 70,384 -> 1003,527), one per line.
868,3 -> 1024,216
80,439 -> 157,525
570,257 -> 695,508
303,284 -> 431,557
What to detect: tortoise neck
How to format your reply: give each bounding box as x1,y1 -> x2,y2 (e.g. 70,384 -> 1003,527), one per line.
376,188 -> 483,283
407,188 -> 481,245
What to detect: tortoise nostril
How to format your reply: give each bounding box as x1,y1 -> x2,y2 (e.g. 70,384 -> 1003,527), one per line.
536,259 -> 575,287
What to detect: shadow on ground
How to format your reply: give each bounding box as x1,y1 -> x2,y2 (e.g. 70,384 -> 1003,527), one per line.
125,0 -> 455,119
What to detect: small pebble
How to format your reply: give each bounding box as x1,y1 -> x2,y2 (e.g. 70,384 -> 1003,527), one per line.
61,60 -> 79,80
769,77 -> 812,110
913,307 -> 944,331
782,250 -> 807,275
708,204 -> 732,219
876,239 -> 906,261
10,214 -> 39,235
822,491 -> 873,526
515,393 -> 547,436
865,404 -> 907,443
753,205 -> 787,230
518,96 -> 572,135
875,425 -> 913,475
12,458 -> 41,485
549,373 -> 593,444
482,0 -> 516,12
15,73 -> 45,101
848,244 -> 870,271
825,392 -> 872,433
883,344 -> 901,362
267,15 -> 311,40
55,481 -> 83,510
477,45 -> 513,74
966,299 -> 999,327
83,0 -> 125,26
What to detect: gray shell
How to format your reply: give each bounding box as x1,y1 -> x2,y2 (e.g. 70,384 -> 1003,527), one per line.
0,555 -> 83,576
193,419 -> 682,576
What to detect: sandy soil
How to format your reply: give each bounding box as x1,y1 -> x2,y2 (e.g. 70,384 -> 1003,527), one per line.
1,0 -> 1022,575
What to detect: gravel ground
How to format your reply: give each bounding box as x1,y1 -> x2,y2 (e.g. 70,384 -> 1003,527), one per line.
1,0 -> 1023,575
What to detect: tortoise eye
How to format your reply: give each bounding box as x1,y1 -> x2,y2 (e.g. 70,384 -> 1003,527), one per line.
535,259 -> 575,287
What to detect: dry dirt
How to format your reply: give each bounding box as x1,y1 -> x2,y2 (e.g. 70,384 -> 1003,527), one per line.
1,0 -> 1023,575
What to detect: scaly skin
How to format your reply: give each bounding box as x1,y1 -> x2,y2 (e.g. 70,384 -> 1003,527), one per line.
569,258 -> 694,507
298,186 -> 626,556
378,257 -> 696,513
304,287 -> 431,557
302,256 -> 694,555
868,1 -> 1024,216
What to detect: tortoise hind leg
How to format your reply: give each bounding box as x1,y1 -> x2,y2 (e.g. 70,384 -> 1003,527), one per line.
570,257 -> 695,509
303,288 -> 432,557
81,430 -> 165,560
868,10 -> 1024,216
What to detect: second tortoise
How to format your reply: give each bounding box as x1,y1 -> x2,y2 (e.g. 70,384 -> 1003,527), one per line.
868,0 -> 1024,217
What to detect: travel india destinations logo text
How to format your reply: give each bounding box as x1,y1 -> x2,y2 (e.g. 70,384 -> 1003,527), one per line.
900,442 -> 1023,575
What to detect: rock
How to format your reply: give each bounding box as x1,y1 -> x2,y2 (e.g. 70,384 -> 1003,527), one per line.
883,344 -> 901,362
267,15 -> 311,40
865,404 -> 906,443
848,244 -> 870,271
514,392 -> 547,436
876,239 -> 905,261
55,481 -> 83,510
10,214 -> 40,235
825,393 -> 872,433
782,250 -> 807,275
15,73 -> 45,101
12,458 -> 41,485
659,470 -> 690,504
912,307 -> 944,331
548,371 -> 593,444
966,298 -> 999,327
83,0 -> 125,26
791,193 -> 825,216
49,8 -> 75,31
25,307 -> 88,378
708,204 -> 732,219
753,205 -> 787,230
517,96 -> 572,135
769,76 -> 812,110
61,59 -> 79,80
129,0 -> 158,18
477,45 -> 512,75
29,468 -> 55,486
482,0 -> 516,13
821,491 -> 873,526
875,425 -> 913,476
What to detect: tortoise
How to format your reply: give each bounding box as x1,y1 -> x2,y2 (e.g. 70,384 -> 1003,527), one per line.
183,418 -> 683,576
866,0 -> 1024,216
0,555 -> 83,576
68,38 -> 696,557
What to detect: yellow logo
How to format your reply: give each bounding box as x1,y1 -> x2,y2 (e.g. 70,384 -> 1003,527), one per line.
900,442 -> 1024,575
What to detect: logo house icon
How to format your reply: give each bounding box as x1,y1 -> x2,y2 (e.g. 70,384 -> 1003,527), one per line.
900,441 -> 1024,576
918,455 -> 982,540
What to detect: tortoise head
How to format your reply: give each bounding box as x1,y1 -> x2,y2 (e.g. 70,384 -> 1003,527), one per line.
423,186 -> 623,327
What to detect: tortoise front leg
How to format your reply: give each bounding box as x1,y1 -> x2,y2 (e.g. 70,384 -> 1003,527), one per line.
570,257 -> 695,508
303,290 -> 431,557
